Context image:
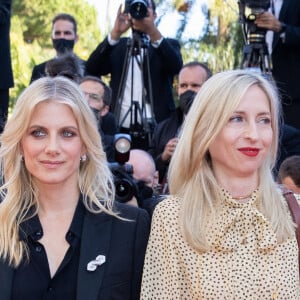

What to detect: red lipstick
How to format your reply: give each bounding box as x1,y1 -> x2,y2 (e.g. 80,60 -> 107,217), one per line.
238,147 -> 260,157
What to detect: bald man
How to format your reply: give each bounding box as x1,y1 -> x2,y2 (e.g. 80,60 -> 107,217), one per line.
126,149 -> 161,216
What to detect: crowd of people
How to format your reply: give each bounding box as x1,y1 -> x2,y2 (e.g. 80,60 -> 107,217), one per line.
0,0 -> 300,298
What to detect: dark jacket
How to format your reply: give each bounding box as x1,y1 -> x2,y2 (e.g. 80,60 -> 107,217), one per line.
0,201 -> 150,300
149,108 -> 183,183
275,124 -> 300,175
272,0 -> 300,102
0,0 -> 14,89
86,36 -> 183,124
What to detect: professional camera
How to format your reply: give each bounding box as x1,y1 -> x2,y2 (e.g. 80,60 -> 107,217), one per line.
124,0 -> 149,20
238,0 -> 272,75
241,0 -> 270,11
238,0 -> 270,44
109,134 -> 154,204
109,134 -> 139,203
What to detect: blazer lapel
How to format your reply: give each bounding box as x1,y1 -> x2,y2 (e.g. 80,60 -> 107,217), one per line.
76,211 -> 113,300
279,0 -> 289,20
273,0 -> 289,48
0,260 -> 14,300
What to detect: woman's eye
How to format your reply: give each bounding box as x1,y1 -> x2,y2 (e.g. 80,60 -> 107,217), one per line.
229,116 -> 243,123
62,130 -> 75,137
31,130 -> 46,137
259,117 -> 271,124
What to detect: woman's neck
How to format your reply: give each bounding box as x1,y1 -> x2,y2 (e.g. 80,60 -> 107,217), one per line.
216,173 -> 258,199
36,183 -> 80,218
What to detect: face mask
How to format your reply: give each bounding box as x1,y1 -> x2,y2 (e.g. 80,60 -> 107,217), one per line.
90,107 -> 101,121
52,38 -> 75,54
179,90 -> 197,115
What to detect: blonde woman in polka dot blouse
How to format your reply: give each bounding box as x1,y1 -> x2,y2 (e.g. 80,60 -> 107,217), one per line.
141,70 -> 300,299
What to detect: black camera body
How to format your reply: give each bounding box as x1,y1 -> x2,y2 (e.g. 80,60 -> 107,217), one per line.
242,0 -> 270,11
238,0 -> 272,75
109,161 -> 140,203
109,133 -> 153,204
124,0 -> 149,20
239,0 -> 270,44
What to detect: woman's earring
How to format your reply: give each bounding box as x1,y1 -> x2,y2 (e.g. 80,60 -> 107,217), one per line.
80,154 -> 87,162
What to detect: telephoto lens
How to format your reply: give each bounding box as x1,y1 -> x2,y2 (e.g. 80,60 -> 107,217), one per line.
125,0 -> 149,20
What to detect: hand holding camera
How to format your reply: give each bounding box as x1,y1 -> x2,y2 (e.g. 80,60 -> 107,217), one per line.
111,1 -> 161,43
254,11 -> 282,32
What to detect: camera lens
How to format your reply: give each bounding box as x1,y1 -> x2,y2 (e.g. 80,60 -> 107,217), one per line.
129,0 -> 148,19
115,178 -> 135,203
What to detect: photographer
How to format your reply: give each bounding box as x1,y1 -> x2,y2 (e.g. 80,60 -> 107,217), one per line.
254,0 -> 300,129
86,0 -> 182,137
110,135 -> 162,217
126,149 -> 161,217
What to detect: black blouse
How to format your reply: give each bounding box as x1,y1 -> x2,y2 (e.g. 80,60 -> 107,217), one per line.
11,200 -> 85,300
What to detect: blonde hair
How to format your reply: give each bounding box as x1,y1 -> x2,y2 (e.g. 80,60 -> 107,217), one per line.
168,70 -> 295,252
0,76 -> 118,266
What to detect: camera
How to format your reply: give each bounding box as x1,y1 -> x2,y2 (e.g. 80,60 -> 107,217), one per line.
124,0 -> 149,20
238,0 -> 272,75
109,134 -> 140,203
239,0 -> 270,43
241,0 -> 270,11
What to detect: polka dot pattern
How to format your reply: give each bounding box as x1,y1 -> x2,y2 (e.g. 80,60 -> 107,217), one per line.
140,194 -> 300,299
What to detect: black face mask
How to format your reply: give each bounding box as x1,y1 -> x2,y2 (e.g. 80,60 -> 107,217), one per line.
179,90 -> 197,115
52,38 -> 75,54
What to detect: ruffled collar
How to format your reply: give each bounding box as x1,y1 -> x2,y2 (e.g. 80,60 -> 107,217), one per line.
209,189 -> 278,251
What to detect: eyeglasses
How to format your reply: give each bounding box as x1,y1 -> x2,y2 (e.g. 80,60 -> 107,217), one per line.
83,92 -> 103,102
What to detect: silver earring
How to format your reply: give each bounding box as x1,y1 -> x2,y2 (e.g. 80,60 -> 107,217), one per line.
80,154 -> 87,162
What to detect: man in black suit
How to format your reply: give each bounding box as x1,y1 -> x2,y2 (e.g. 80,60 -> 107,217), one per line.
86,0 -> 183,132
0,0 -> 14,133
149,62 -> 212,187
30,13 -> 81,83
255,0 -> 300,129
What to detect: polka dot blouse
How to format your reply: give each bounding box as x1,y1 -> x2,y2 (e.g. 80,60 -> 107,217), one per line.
141,192 -> 300,299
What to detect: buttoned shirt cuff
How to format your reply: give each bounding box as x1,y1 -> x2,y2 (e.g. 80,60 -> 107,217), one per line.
280,32 -> 286,43
151,36 -> 164,48
108,33 -> 120,46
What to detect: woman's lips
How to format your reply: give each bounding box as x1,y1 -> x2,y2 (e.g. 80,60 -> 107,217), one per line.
238,147 -> 260,157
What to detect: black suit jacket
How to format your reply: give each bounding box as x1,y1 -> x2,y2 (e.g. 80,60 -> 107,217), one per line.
149,108 -> 183,183
272,0 -> 300,102
0,0 -> 13,89
30,61 -> 48,83
274,124 -> 300,175
0,202 -> 150,300
86,36 -> 183,123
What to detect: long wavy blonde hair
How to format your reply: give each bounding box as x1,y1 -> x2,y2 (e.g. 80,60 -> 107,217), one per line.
0,76 -> 118,267
168,70 -> 295,252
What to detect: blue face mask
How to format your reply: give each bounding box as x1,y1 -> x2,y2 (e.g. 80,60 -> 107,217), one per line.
52,38 -> 75,54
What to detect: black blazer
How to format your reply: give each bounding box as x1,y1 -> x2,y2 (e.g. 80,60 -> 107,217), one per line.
272,0 -> 300,102
0,202 -> 150,300
86,36 -> 183,123
149,107 -> 183,183
30,61 -> 48,83
0,0 -> 13,89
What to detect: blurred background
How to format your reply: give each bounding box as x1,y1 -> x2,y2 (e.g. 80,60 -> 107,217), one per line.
9,0 -> 243,109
